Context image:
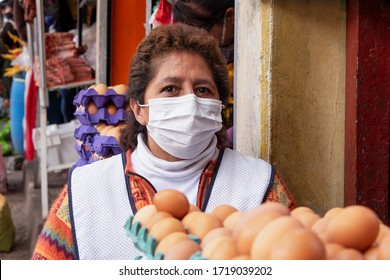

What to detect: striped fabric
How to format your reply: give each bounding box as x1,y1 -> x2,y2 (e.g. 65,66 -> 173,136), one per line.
266,172 -> 296,210
31,188 -> 75,260
31,152 -> 296,260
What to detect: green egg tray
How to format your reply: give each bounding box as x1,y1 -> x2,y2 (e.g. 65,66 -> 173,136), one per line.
124,215 -> 207,260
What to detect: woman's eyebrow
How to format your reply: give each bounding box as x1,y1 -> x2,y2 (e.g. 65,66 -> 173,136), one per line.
193,78 -> 214,86
156,76 -> 182,85
155,77 -> 216,88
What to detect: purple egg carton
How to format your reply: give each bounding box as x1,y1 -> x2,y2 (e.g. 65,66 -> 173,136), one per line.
73,87 -> 126,108
74,107 -> 106,125
107,108 -> 128,126
74,141 -> 92,160
73,87 -> 128,125
74,105 -> 128,126
74,125 -> 99,142
106,88 -> 127,108
73,158 -> 89,169
91,135 -> 123,157
73,88 -> 107,108
88,152 -> 104,164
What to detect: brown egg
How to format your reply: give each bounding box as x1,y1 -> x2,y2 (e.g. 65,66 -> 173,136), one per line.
232,202 -> 290,240
132,205 -> 157,227
207,237 -> 239,260
201,236 -> 238,260
106,126 -> 121,142
374,223 -> 390,245
332,248 -> 364,260
100,125 -> 114,136
292,210 -> 320,229
290,206 -> 315,216
201,227 -> 232,249
223,211 -> 245,231
88,84 -> 96,89
325,243 -> 345,260
364,245 -> 379,260
87,100 -> 98,114
269,227 -> 326,260
154,231 -> 191,256
143,211 -> 173,231
311,217 -> 332,241
94,83 -> 108,95
377,234 -> 390,260
94,121 -> 107,132
148,217 -> 186,242
326,205 -> 380,251
323,207 -> 344,219
106,102 -> 118,115
116,122 -> 127,129
250,216 -> 303,259
253,201 -> 291,216
112,84 -> 128,95
153,189 -> 190,220
235,212 -> 280,255
189,204 -> 201,212
182,211 -> 202,231
233,255 -> 251,260
210,204 -> 238,223
187,212 -> 223,240
164,240 -> 201,260
201,235 -> 231,258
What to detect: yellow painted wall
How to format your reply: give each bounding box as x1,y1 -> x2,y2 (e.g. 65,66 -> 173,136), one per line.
270,0 -> 346,215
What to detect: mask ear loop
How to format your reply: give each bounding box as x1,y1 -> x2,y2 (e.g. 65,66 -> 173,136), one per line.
137,100 -> 149,107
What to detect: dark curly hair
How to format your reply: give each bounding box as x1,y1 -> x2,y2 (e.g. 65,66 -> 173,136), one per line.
120,23 -> 229,151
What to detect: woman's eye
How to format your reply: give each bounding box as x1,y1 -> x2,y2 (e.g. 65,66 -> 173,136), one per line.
196,87 -> 211,95
161,86 -> 178,94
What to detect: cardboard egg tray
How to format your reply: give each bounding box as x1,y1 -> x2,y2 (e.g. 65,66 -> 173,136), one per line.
74,141 -> 91,160
74,125 -> 99,160
75,107 -> 128,126
124,215 -> 207,260
86,135 -> 123,163
73,158 -> 89,168
74,125 -> 99,143
74,88 -> 127,109
73,88 -> 128,126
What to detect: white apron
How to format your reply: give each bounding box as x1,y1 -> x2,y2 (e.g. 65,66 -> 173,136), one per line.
69,148 -> 273,259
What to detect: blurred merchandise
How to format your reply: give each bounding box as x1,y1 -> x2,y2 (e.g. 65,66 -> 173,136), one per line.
34,32 -> 94,87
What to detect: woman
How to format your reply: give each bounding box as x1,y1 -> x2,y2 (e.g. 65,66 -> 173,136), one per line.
32,24 -> 295,260
173,0 -> 235,146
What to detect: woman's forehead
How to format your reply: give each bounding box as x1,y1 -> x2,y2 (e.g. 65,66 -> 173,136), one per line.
152,51 -> 213,77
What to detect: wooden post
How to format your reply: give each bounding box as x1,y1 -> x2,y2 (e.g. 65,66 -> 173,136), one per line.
345,0 -> 390,224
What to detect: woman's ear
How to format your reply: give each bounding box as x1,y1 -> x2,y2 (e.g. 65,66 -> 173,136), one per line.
130,98 -> 147,125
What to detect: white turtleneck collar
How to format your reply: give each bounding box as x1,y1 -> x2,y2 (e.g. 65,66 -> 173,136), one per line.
131,134 -> 220,204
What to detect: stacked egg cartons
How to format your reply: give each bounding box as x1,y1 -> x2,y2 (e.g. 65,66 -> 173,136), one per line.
73,83 -> 128,168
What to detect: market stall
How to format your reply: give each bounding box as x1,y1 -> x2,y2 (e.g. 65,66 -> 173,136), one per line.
34,0 -> 96,218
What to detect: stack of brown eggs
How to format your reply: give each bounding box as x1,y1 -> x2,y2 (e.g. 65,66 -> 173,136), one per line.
126,189 -> 390,260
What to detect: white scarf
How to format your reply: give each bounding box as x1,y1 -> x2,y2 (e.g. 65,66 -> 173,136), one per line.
131,134 -> 220,204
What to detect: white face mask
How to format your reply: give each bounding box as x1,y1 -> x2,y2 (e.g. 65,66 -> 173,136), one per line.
138,94 -> 223,159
